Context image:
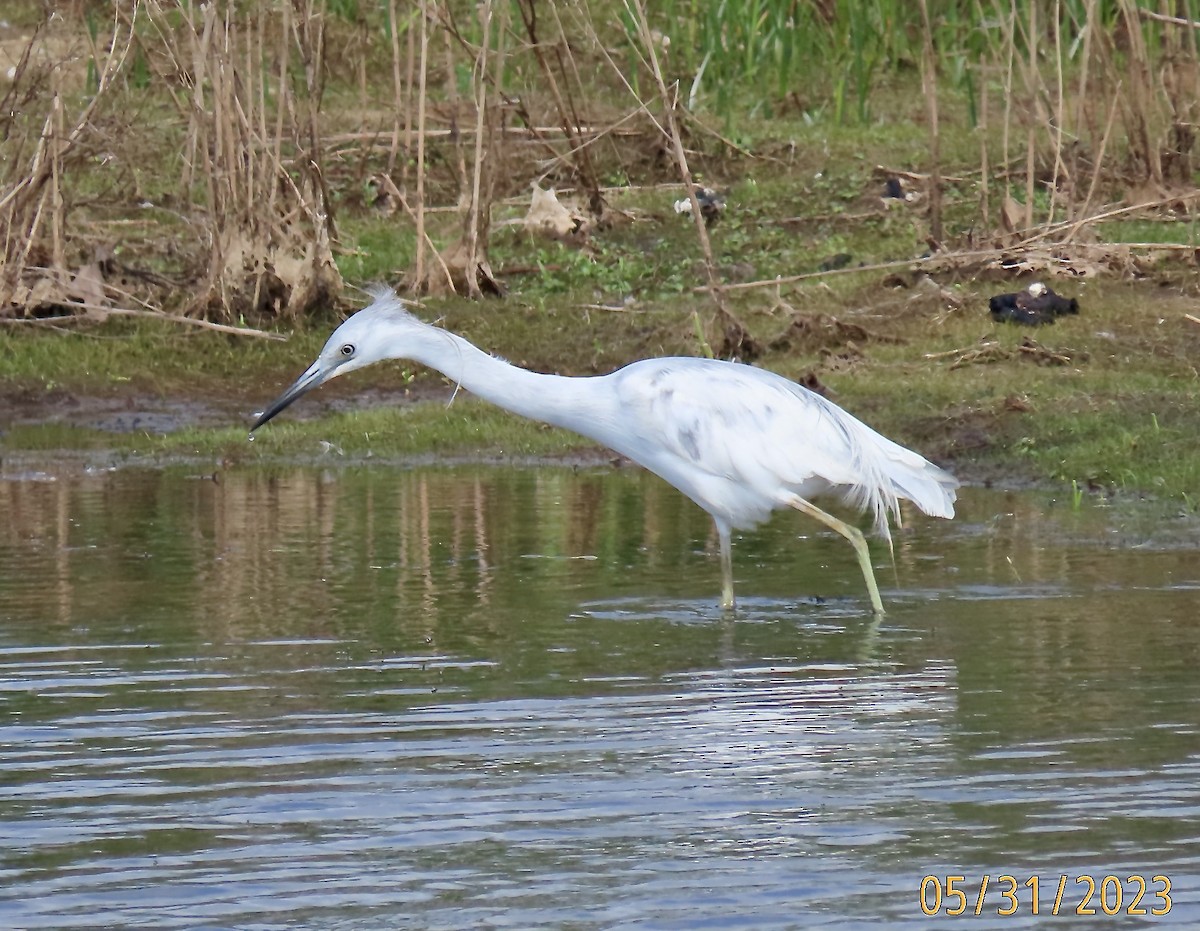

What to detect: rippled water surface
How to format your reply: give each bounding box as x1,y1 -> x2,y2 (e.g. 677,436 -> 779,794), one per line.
1,463 -> 1198,928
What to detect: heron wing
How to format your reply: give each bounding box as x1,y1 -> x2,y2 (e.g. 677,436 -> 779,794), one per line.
613,358 -> 956,534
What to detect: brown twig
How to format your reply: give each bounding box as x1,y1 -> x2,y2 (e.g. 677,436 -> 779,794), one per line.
691,226 -> 1197,296
1031,190 -> 1200,243
1,5 -> 135,309
413,0 -> 431,292
393,198 -> 455,293
1062,87 -> 1121,244
386,0 -> 404,179
875,165 -> 970,184
626,0 -> 747,358
0,303 -> 285,339
514,0 -> 605,217
917,0 -> 943,243
1138,8 -> 1200,29
463,0 -> 494,298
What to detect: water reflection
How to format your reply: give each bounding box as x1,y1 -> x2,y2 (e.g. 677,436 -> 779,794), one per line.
0,463 -> 1197,927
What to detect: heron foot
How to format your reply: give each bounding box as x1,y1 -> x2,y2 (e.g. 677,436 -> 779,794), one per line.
786,495 -> 887,615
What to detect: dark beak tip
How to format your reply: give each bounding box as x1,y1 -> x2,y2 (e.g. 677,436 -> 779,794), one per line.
249,362 -> 325,434
249,410 -> 279,433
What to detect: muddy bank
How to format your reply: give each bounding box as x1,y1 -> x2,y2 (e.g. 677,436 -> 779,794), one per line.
0,379 -> 1064,493
0,384 -> 426,436
0,381 -> 628,475
3,272 -> 1199,502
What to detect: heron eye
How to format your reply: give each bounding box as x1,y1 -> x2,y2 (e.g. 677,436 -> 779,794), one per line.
339,343 -> 355,357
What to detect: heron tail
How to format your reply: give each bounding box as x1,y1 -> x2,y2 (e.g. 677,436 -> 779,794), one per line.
846,434 -> 958,541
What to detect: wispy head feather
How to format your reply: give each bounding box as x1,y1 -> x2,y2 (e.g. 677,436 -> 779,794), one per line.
362,283 -> 417,318
355,286 -> 465,404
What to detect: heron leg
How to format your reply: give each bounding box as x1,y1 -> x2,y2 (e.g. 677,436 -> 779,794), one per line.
716,521 -> 735,611
786,496 -> 885,615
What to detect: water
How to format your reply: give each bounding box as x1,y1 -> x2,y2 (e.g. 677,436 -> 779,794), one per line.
1,462 -> 1197,928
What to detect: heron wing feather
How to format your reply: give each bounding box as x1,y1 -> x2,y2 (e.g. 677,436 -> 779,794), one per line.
613,359 -> 956,535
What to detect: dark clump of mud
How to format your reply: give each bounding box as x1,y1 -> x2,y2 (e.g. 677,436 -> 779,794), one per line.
0,384 -> 445,437
0,386 -> 242,435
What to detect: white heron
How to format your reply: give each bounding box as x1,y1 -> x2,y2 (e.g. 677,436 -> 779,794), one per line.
252,287 -> 958,613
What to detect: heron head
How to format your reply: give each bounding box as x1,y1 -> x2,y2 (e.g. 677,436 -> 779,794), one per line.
251,290 -> 413,431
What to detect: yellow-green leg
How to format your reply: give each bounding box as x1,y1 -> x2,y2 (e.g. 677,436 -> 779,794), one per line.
717,523 -> 735,611
787,496 -> 885,615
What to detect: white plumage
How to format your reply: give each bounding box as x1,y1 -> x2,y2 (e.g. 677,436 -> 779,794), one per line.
253,288 -> 958,612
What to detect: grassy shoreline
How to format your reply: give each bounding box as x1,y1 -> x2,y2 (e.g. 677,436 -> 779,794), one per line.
3,267 -> 1198,507
4,20 -> 1199,508
4,5 -> 1200,708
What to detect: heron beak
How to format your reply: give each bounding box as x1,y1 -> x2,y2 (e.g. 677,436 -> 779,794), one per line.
251,359 -> 331,432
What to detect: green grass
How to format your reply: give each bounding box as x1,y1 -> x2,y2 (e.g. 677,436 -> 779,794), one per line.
0,318 -> 330,394
237,401 -> 591,461
2,397 -> 596,466
6,260 -> 1199,504
4,55 -> 1200,504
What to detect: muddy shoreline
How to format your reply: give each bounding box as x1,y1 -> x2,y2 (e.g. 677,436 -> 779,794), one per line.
0,382 -> 634,473
0,384 -> 416,434
0,381 -> 1027,494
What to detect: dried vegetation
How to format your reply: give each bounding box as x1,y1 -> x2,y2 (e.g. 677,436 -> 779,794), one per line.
3,0 -> 1200,353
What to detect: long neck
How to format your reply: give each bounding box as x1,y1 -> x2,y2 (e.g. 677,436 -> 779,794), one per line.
397,322 -> 615,436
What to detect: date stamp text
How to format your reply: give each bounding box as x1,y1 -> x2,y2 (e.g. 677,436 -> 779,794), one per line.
919,874 -> 1172,917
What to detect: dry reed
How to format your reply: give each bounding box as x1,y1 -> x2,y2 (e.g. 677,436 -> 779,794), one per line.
4,1 -> 1200,325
